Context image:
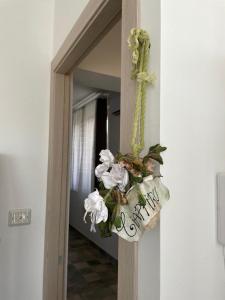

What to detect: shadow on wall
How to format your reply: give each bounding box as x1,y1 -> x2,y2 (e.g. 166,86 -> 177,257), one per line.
0,155 -> 25,299
0,154 -> 45,299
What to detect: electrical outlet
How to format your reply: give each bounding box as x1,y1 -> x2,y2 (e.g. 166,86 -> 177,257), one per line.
8,209 -> 31,226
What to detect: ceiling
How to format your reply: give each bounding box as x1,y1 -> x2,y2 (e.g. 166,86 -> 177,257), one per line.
78,19 -> 121,78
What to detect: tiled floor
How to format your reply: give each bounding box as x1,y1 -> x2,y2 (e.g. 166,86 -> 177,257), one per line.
67,226 -> 118,300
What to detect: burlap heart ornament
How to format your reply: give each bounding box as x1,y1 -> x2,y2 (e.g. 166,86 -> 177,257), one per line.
112,175 -> 170,242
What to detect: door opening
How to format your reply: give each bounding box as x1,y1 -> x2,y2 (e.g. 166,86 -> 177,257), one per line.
43,2 -> 139,299
68,69 -> 121,299
67,19 -> 121,298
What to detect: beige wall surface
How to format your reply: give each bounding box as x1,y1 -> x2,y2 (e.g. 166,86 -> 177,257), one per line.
0,0 -> 54,299
79,20 -> 121,77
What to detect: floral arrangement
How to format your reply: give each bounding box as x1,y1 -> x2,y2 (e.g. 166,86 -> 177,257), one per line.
84,145 -> 167,237
83,28 -> 170,241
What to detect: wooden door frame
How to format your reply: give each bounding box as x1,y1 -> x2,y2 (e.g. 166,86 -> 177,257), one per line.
43,0 -> 140,299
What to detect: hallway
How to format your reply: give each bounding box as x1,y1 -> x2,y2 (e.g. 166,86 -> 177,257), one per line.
67,227 -> 118,300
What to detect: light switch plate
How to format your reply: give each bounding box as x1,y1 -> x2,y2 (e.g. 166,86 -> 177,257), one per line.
8,209 -> 31,226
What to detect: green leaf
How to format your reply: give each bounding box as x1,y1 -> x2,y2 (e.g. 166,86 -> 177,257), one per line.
145,144 -> 167,164
149,144 -> 167,154
149,153 -> 163,165
98,181 -> 105,190
99,189 -> 109,198
129,173 -> 143,186
138,194 -> 146,207
142,169 -> 151,177
111,204 -> 118,222
98,221 -> 112,238
132,176 -> 143,183
149,144 -> 160,152
113,216 -> 122,228
115,152 -> 123,161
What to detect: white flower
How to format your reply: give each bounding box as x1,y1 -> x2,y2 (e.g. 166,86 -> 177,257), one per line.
95,163 -> 109,178
101,164 -> 129,192
84,190 -> 108,232
101,172 -> 118,189
99,149 -> 114,167
111,164 -> 129,192
118,169 -> 129,192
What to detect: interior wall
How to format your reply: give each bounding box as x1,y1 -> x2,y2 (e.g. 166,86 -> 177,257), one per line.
160,0 -> 225,299
75,69 -> 121,93
79,20 -> 121,77
73,84 -> 97,103
53,0 -> 89,55
138,1 -> 161,299
0,1 -> 54,299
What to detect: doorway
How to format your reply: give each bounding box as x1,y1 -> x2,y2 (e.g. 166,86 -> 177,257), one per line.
68,66 -> 121,299
43,1 -> 139,299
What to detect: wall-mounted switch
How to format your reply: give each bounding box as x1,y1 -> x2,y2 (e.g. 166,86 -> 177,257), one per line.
8,209 -> 31,226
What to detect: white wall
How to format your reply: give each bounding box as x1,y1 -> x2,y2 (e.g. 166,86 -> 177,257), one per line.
0,1 -> 53,299
53,0 -> 89,55
160,0 -> 225,299
138,1 -> 161,299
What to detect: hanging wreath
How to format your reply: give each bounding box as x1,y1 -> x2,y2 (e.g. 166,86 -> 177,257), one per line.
83,28 -> 170,242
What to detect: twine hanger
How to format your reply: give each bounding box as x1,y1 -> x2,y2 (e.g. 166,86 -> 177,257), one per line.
128,28 -> 155,157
